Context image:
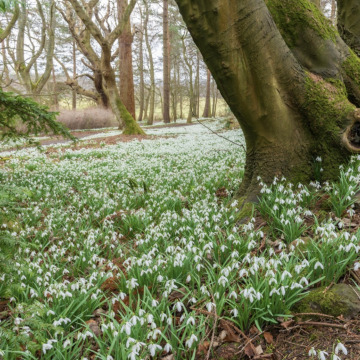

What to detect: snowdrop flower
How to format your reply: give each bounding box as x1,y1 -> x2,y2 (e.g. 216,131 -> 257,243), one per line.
281,270 -> 292,281
126,337 -> 136,348
334,342 -> 347,355
230,308 -> 238,317
318,351 -> 328,360
106,356 -> 114,360
148,343 -> 162,356
314,261 -> 324,270
354,262 -> 360,271
206,302 -> 216,312
308,347 -> 316,356
185,334 -> 198,348
218,275 -> 228,287
127,278 -> 139,289
186,316 -> 195,326
229,291 -> 237,299
174,301 -> 184,312
63,339 -> 71,348
164,343 -> 172,353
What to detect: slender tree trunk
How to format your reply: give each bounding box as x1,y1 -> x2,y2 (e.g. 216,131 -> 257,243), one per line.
196,51 -> 200,117
144,88 -> 150,121
15,0 -> 55,95
144,0 -> 155,125
202,68 -> 211,117
0,3 -> 19,43
331,0 -> 337,25
72,40 -> 77,110
175,0 -> 360,201
137,18 -> 145,121
179,64 -> 183,118
52,67 -> 59,110
163,0 -> 171,123
117,0 -> 136,119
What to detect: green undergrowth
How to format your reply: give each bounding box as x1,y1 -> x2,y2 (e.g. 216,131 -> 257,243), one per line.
0,122 -> 359,359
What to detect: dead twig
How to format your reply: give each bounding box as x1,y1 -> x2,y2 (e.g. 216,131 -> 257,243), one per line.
297,321 -> 346,329
292,312 -> 336,319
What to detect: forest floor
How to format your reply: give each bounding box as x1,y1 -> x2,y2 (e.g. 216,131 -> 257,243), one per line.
0,118 -> 360,359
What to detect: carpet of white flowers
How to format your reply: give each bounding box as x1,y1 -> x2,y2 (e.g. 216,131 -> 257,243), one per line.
0,120 -> 360,359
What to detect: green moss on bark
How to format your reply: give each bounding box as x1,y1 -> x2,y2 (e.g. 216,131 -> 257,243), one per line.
116,98 -> 145,135
342,50 -> 360,87
303,74 -> 354,180
266,0 -> 337,48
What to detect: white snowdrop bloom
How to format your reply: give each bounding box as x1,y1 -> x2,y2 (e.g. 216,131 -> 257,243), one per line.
148,343 -> 162,357
185,334 -> 198,348
127,278 -> 139,289
334,342 -> 347,355
270,288 -> 280,296
174,302 -> 184,313
300,277 -> 309,286
218,275 -> 228,287
126,337 -> 136,348
229,291 -> 237,299
318,351 -> 328,360
63,339 -> 71,348
230,308 -> 238,317
151,299 -> 159,307
308,347 -> 316,357
239,269 -> 248,277
314,261 -> 324,270
186,316 -> 195,326
269,277 -> 277,285
164,343 -> 172,353
206,302 -> 216,312
332,355 -> 341,360
14,318 -> 24,325
186,275 -> 191,283
106,356 -> 114,360
354,262 -> 360,271
121,322 -> 132,335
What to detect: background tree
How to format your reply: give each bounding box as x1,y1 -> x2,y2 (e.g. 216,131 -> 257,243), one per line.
174,0 -> 360,201
118,0 -> 136,119
162,0 -> 171,123
64,0 -> 144,134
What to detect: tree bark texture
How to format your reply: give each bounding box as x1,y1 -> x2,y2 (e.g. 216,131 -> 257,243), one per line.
163,0 -> 171,123
67,0 -> 144,135
144,0 -> 155,125
118,0 -> 136,119
338,0 -> 360,56
202,68 -> 211,117
174,0 -> 360,200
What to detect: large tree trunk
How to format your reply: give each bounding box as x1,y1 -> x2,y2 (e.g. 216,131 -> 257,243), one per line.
338,0 -> 360,56
163,0 -> 171,123
175,0 -> 360,201
117,0 -> 136,119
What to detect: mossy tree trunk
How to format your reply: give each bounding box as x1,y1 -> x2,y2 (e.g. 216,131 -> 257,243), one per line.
174,0 -> 360,201
338,0 -> 360,56
67,0 -> 144,135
